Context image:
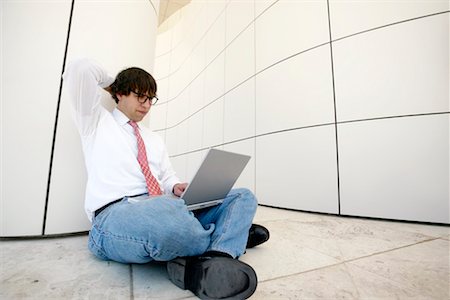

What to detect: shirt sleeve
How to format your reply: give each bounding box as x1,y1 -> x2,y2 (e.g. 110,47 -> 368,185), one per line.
63,58 -> 114,136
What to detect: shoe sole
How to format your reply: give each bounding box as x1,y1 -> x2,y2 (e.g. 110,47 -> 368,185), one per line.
167,257 -> 257,300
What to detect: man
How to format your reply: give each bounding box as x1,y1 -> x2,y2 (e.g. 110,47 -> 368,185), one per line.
63,58 -> 269,299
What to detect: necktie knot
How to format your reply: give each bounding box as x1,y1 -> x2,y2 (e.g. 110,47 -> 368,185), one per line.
129,120 -> 138,130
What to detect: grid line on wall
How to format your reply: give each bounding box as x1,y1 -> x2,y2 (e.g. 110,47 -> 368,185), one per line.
42,0 -> 75,235
148,0 -> 158,16
155,1 -> 229,81
157,3 -> 449,221
332,10 -> 450,43
168,112 -> 450,159
155,0 -> 284,98
155,0 -> 281,81
155,3 -> 210,59
154,5 -> 449,106
155,42 -> 330,132
154,10 -> 449,133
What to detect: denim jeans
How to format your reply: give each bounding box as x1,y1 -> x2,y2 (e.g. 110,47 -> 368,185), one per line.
88,188 -> 257,263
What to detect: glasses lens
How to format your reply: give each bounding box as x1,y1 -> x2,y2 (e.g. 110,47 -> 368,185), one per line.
133,91 -> 157,105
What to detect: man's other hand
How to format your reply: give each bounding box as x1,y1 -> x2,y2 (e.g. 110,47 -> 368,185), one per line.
173,183 -> 188,197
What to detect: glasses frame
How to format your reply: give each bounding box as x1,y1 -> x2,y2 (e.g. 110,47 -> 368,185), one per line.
131,91 -> 159,105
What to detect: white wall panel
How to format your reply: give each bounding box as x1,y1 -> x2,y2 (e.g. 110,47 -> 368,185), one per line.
148,102 -> 168,131
167,90 -> 189,127
203,98 -> 224,148
154,52 -> 171,79
1,0 -> 72,236
187,112 -> 204,152
224,139 -> 256,193
168,63 -> 191,100
157,0 -> 449,224
205,0 -> 228,33
204,52 -> 225,105
177,122 -> 189,155
334,14 -> 449,122
226,0 -> 254,44
255,0 -> 277,17
44,88 -> 92,234
224,79 -> 255,143
329,0 -> 449,40
155,30 -> 172,57
255,0 -> 329,72
170,42 -> 190,75
255,45 -> 335,135
66,0 -> 157,74
338,115 -> 449,223
190,38 -> 206,79
256,126 -> 339,214
165,127 -> 178,156
225,24 -> 255,91
45,0 -> 159,234
206,11 -> 226,65
185,2 -> 207,48
186,150 -> 208,182
171,155 -> 187,183
157,76 -> 170,102
189,72 -> 205,115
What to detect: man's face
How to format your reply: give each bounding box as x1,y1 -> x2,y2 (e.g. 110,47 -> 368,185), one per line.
116,91 -> 152,122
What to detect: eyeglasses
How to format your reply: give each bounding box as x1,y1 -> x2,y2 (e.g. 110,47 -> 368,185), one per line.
131,91 -> 159,105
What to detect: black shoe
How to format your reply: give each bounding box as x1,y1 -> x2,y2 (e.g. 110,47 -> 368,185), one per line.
167,256 -> 257,299
246,224 -> 270,248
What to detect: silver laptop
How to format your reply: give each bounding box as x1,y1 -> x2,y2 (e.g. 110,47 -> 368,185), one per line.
181,148 -> 251,210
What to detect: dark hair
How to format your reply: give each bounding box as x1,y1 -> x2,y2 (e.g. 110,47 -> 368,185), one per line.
110,67 -> 157,103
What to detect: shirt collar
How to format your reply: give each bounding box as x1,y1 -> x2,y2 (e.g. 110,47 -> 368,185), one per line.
112,108 -> 131,127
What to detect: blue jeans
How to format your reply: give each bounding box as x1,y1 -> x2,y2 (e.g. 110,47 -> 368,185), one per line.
88,188 -> 257,263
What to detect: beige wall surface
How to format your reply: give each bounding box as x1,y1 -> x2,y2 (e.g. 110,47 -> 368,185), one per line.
1,0 -> 160,237
151,0 -> 449,223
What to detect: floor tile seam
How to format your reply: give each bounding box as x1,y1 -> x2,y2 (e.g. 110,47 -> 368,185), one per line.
341,236 -> 442,264
340,260 -> 363,299
258,237 -> 441,284
344,258 -> 422,290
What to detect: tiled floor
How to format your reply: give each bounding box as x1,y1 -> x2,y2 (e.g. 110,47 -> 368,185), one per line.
1,206 -> 449,299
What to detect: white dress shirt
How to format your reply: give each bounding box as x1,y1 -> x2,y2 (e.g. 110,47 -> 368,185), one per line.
63,58 -> 180,221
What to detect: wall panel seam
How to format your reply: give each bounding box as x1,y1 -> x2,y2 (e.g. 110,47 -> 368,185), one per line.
42,0 -> 75,235
327,0 -> 341,215
167,112 -> 450,158
332,10 -> 450,44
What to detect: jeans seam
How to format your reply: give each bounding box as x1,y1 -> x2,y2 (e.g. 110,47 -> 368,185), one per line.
93,225 -> 184,259
210,191 -> 241,249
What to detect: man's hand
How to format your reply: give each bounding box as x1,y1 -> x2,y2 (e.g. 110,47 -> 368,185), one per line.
173,183 -> 188,197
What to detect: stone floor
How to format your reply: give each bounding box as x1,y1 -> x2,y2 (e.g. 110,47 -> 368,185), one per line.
1,206 -> 449,299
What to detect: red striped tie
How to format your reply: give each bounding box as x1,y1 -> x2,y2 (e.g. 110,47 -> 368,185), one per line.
129,121 -> 162,196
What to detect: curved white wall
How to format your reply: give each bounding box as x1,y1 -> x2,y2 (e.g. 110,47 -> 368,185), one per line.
152,0 -> 449,223
1,0 -> 160,237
